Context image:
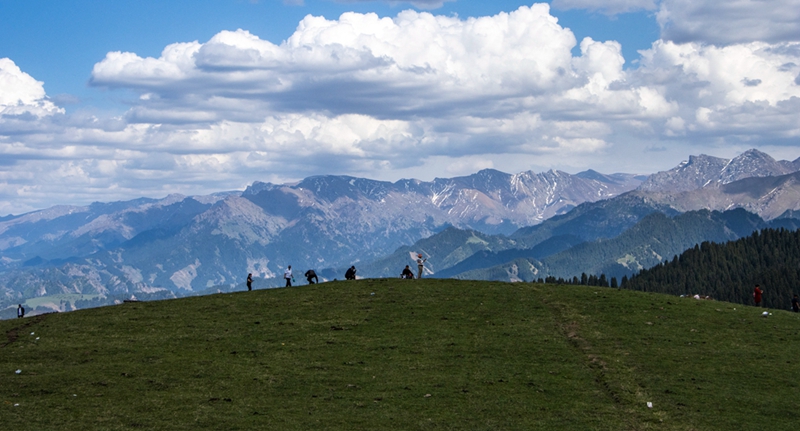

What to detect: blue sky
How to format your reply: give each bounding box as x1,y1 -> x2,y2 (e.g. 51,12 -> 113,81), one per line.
1,0 -> 799,214
1,1 -> 657,106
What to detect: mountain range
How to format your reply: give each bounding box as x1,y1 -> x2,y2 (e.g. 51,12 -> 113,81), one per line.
2,148 -> 799,315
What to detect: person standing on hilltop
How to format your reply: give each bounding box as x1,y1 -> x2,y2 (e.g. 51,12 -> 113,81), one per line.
416,254 -> 427,279
753,284 -> 764,307
284,266 -> 293,287
792,294 -> 799,313
17,304 -> 24,319
247,273 -> 253,291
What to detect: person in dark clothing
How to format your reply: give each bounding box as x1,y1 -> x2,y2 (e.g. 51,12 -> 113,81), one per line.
792,294 -> 799,313
17,304 -> 24,319
305,269 -> 319,284
753,284 -> 763,307
247,273 -> 253,291
401,265 -> 414,279
345,266 -> 357,280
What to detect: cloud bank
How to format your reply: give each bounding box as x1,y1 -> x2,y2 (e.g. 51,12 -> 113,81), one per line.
1,2 -> 799,214
657,0 -> 800,45
552,0 -> 657,15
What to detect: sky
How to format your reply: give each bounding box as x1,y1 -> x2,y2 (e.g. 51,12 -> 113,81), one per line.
1,0 -> 799,215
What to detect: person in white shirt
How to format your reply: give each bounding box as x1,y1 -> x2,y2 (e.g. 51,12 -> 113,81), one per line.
416,254 -> 427,279
284,266 -> 293,287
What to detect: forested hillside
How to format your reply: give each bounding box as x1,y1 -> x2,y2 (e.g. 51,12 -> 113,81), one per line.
623,228 -> 800,309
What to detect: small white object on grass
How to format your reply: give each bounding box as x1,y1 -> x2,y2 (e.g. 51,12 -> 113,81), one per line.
762,311 -> 769,316
30,332 -> 34,335
647,402 -> 653,408
15,369 -> 21,374
371,292 -> 375,295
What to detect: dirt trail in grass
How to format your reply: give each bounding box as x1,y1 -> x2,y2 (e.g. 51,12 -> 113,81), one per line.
1,314 -> 49,348
539,288 -> 653,430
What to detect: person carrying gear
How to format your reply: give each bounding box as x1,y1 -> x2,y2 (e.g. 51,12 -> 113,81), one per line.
284,266 -> 293,287
416,254 -> 427,279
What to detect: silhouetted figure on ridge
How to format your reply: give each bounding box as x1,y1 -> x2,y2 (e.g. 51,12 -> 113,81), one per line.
305,269 -> 319,284
345,266 -> 357,280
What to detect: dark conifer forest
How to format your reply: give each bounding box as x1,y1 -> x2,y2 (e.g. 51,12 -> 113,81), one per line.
623,228 -> 800,309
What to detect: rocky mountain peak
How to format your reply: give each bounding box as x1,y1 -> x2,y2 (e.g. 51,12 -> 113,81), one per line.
719,149 -> 786,184
638,149 -> 800,193
242,181 -> 277,196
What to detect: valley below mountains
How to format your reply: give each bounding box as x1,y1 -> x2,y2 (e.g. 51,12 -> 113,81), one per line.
2,149 -> 799,317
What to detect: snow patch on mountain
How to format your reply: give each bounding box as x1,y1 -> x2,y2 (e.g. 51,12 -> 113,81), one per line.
120,265 -> 144,284
247,258 -> 274,279
170,259 -> 201,291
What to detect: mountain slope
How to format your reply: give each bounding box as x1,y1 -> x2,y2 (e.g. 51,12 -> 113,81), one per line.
383,166 -> 800,283
0,195 -> 222,271
647,171 -> 800,220
1,167 -> 642,303
509,192 -> 680,247
444,209 -> 799,282
356,226 -> 519,279
3,148 -> 799,308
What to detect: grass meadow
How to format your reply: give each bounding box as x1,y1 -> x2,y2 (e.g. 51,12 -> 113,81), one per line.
2,279 -> 799,430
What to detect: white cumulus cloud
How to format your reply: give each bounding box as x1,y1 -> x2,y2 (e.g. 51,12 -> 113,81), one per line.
91,5 -> 589,119
631,40 -> 800,140
0,58 -> 63,118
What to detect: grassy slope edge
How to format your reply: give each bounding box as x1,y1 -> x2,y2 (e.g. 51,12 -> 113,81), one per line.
2,279 -> 799,430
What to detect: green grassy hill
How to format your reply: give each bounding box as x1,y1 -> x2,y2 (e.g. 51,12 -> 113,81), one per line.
2,279 -> 799,430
